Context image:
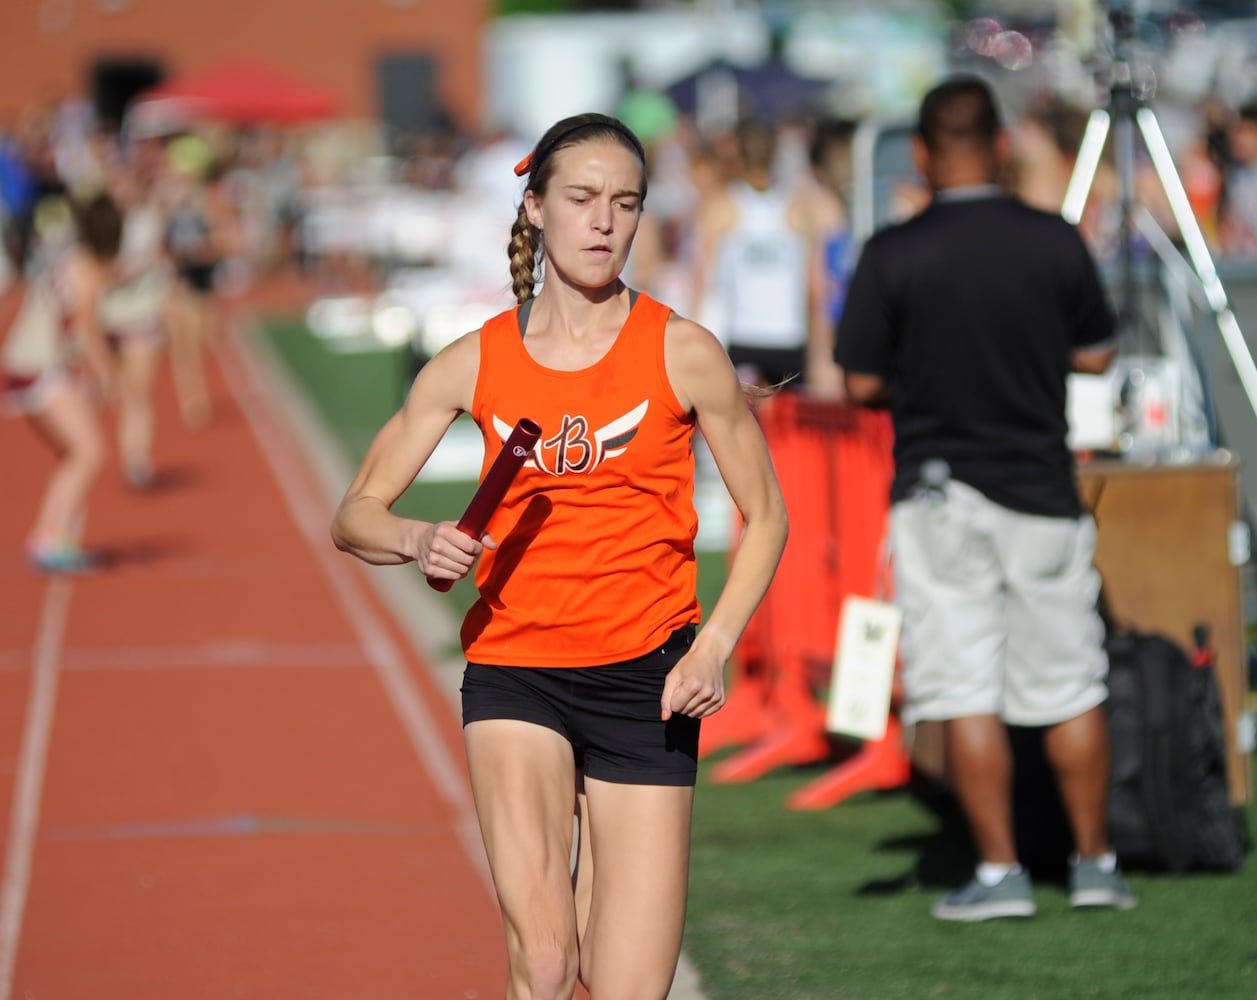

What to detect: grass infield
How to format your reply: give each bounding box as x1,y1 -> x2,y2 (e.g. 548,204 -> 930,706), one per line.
260,318 -> 1257,1000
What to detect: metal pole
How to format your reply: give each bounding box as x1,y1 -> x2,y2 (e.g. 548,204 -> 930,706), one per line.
1062,109 -> 1110,225
1134,106 -> 1257,421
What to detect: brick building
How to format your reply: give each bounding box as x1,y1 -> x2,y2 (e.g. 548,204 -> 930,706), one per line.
0,0 -> 489,131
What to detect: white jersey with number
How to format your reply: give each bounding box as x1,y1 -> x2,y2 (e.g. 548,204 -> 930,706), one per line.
714,181 -> 809,349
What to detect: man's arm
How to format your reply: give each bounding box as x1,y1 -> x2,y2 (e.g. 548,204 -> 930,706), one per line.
1072,342 -> 1116,375
843,370 -> 890,405
834,238 -> 893,407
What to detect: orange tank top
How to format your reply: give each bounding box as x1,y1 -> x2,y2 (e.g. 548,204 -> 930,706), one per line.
461,291 -> 700,667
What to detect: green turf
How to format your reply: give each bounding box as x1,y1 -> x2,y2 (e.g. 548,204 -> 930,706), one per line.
259,317 -> 1257,1000
260,319 -> 419,461
685,760 -> 1256,1000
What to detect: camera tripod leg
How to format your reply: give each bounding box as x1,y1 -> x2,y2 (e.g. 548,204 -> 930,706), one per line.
1135,107 -> 1257,418
1062,109 -> 1110,226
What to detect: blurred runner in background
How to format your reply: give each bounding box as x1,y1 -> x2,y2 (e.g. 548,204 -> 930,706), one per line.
3,190 -> 122,572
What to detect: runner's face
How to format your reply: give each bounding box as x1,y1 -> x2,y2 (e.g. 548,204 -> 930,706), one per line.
526,138 -> 643,291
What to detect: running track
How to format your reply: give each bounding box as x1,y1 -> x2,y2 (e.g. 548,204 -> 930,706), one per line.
0,298 -> 508,998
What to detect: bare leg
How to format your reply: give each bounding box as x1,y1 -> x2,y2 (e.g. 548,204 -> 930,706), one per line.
945,714 -> 1017,864
1043,704 -> 1111,858
167,289 -> 212,430
465,720 -> 581,1000
26,380 -> 107,548
115,335 -> 162,486
572,781 -> 592,950
579,778 -> 694,1000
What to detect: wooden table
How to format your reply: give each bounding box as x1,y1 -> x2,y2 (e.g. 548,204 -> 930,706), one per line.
1078,453 -> 1251,804
907,453 -> 1253,805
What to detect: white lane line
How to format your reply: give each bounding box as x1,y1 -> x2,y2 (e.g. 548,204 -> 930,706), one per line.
0,641 -> 366,673
214,325 -> 493,894
0,577 -> 72,1000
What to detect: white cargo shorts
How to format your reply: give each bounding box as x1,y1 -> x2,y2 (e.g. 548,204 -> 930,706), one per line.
890,478 -> 1108,727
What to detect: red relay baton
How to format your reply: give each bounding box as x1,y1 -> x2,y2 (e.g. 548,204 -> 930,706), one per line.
426,417 -> 542,592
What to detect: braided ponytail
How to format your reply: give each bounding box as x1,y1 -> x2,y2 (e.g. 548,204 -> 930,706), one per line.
508,202 -> 541,303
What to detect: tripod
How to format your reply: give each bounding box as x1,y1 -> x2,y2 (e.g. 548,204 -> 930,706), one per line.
1060,1 -> 1257,447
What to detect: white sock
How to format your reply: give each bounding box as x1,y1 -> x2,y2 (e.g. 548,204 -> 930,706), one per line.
976,862 -> 1021,886
1072,851 -> 1117,872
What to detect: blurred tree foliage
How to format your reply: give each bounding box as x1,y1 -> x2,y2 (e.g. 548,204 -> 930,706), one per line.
496,0 -> 689,11
495,0 -> 984,17
496,0 -> 573,13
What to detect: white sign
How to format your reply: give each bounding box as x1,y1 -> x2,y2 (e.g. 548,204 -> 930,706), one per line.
826,596 -> 902,742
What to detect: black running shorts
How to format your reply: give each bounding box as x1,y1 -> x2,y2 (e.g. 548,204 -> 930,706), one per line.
461,625 -> 701,786
727,344 -> 806,388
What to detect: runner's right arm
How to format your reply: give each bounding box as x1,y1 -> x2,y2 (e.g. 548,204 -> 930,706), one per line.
331,330 -> 481,579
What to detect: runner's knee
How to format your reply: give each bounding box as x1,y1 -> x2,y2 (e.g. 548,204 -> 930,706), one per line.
509,930 -> 577,1000
73,425 -> 108,478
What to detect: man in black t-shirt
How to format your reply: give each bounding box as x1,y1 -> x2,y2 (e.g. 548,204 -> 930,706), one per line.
836,75 -> 1135,921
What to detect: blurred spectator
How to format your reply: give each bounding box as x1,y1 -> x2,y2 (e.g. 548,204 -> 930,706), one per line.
807,116 -> 859,398
1218,100 -> 1257,257
691,116 -> 829,391
1,107 -> 69,270
0,123 -> 39,272
448,125 -> 530,283
1008,97 -> 1084,214
398,121 -> 461,192
239,127 -> 304,276
655,130 -> 729,335
1176,98 -> 1229,250
452,124 -> 530,219
616,88 -> 686,302
1006,93 -> 1185,265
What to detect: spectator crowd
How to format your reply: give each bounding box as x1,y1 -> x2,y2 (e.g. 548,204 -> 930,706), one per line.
5,51 -> 1257,576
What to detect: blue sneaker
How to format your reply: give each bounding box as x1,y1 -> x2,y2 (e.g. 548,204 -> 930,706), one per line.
1069,856 -> 1137,910
28,544 -> 102,575
932,867 -> 1036,922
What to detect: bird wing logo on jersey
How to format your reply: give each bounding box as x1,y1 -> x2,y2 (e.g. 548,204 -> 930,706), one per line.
492,401 -> 648,476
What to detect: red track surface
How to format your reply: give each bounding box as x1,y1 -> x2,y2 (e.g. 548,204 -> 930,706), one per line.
0,297 -> 507,998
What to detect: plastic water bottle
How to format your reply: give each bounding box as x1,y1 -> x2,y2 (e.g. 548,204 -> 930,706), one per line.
919,458 -> 950,505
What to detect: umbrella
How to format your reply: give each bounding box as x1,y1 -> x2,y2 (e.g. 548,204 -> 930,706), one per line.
128,57 -> 337,134
664,57 -> 831,123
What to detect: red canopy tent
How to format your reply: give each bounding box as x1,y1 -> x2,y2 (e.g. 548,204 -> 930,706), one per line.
128,58 -> 338,133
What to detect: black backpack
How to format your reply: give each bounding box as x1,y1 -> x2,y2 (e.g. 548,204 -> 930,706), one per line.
1104,626 -> 1248,873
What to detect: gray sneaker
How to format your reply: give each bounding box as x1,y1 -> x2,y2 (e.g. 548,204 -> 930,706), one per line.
931,867 -> 1036,922
1069,856 -> 1138,910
